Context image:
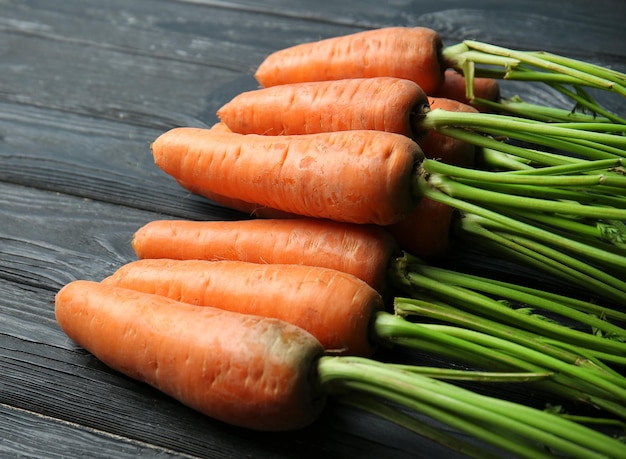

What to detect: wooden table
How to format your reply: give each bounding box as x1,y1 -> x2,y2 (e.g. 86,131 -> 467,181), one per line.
2,1 -> 625,457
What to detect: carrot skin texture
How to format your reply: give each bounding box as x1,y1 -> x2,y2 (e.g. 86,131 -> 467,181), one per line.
55,280 -> 326,431
419,97 -> 479,168
131,218 -> 398,293
217,77 -> 429,140
255,27 -> 445,94
151,127 -> 423,226
102,259 -> 385,357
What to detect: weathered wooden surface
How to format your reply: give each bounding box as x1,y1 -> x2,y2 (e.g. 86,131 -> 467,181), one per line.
1,1 -> 625,457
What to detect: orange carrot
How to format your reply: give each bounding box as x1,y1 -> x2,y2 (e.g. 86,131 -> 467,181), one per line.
131,218 -> 398,293
55,280 -> 326,431
151,127 -> 422,226
255,27 -> 445,94
208,121 -> 232,133
386,197 -> 456,259
418,97 -> 478,168
102,259 -> 384,357
384,97 -> 476,257
203,191 -> 299,219
433,69 -> 500,111
217,77 -> 430,140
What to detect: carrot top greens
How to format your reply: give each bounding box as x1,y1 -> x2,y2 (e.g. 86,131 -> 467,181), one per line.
443,40 -> 626,123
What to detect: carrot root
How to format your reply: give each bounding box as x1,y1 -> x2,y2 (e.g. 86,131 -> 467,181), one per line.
254,27 -> 445,94
55,280 -> 326,431
152,128 -> 423,226
102,258 -> 385,357
131,218 -> 398,293
217,77 -> 430,140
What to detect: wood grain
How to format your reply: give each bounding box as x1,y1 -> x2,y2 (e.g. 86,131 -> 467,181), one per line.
1,0 -> 625,457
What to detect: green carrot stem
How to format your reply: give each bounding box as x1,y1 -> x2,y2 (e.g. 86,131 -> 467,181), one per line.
338,394 -> 503,459
528,79 -> 626,124
556,413 -> 626,430
406,260 -> 626,338
543,121 -> 626,133
392,252 -> 626,322
320,356 -> 626,458
422,109 -> 626,148
429,120 -> 622,162
373,312 -> 540,372
423,157 -> 626,187
470,125 -> 624,159
405,254 -> 626,322
396,266 -> 626,357
472,211 -> 626,281
460,40 -> 624,93
476,148 -> 534,171
339,383 -> 555,459
435,127 -> 579,166
455,216 -> 626,303
549,80 -> 626,118
424,172 -> 626,221
548,340 -> 626,370
491,208 -> 626,253
490,69 -> 598,85
423,324 -> 626,397
547,132 -> 626,158
386,365 -> 552,383
474,97 -> 614,123
506,157 -> 623,175
386,304 -> 626,399
457,181 -> 626,210
529,50 -> 626,85
416,178 -> 626,273
379,306 -> 626,420
484,230 -> 626,296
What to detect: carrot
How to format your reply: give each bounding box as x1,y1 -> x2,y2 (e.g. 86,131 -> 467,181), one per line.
418,97 -> 478,168
386,197 -> 455,259
106,225 -> 626,426
152,123 -> 626,302
202,191 -> 298,219
433,70 -> 500,111
254,27 -> 626,123
255,27 -> 445,94
217,77 -> 430,140
102,258 -> 384,357
55,280 -> 326,431
383,98 -> 474,256
207,121 -> 232,133
151,127 -> 422,226
56,281 -> 624,456
131,218 -> 398,293
215,78 -> 479,168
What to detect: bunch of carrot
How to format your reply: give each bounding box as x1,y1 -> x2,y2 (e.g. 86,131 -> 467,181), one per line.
126,218 -> 626,422
55,25 -> 626,458
56,223 -> 626,458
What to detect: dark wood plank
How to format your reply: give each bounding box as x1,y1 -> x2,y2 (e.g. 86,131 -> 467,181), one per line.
0,405 -> 193,458
2,0 -> 626,457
